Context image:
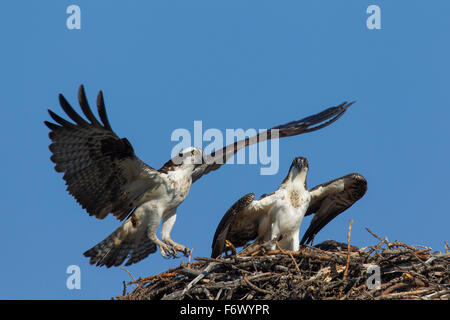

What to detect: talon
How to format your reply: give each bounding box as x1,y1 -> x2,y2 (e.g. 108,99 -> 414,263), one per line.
184,248 -> 191,257
159,242 -> 177,259
162,238 -> 189,259
160,246 -> 169,259
173,244 -> 189,257
225,240 -> 237,255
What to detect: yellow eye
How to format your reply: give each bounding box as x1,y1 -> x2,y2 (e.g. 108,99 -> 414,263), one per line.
191,149 -> 195,156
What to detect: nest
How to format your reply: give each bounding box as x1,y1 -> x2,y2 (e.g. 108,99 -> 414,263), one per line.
116,228 -> 449,300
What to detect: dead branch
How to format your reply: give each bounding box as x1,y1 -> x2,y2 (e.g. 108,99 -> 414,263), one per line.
115,236 -> 449,300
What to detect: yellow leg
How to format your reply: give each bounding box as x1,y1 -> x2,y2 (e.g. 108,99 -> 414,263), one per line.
225,240 -> 237,255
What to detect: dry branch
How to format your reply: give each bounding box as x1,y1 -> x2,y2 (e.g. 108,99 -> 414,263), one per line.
116,230 -> 449,300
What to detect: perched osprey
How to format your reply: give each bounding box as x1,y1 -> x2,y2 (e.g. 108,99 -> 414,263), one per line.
45,85 -> 353,267
211,157 -> 367,258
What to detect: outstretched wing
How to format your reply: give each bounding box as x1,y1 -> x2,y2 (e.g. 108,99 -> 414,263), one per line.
192,101 -> 354,183
300,173 -> 367,245
44,85 -> 163,221
211,192 -> 275,258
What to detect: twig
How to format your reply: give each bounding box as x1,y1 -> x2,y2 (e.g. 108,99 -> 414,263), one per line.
365,227 -> 388,244
129,270 -> 179,285
242,276 -> 272,295
188,247 -> 193,267
343,219 -> 354,280
215,288 -> 223,300
382,282 -> 411,295
120,267 -> 137,289
162,262 -> 220,300
251,258 -> 259,273
422,289 -> 450,300
195,256 -> 234,264
275,241 -> 301,274
378,288 -> 433,299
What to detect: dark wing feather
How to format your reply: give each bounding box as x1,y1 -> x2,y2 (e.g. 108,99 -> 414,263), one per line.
58,93 -> 90,126
78,87 -> 102,127
300,173 -> 367,245
96,90 -> 113,131
45,85 -> 163,221
192,101 -> 354,183
211,193 -> 255,258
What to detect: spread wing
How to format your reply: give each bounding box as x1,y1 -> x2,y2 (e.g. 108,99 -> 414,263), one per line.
300,173 -> 367,245
211,193 -> 274,258
192,101 -> 354,183
44,85 -> 163,221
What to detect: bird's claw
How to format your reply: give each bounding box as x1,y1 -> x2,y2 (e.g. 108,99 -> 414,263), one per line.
159,243 -> 177,259
159,242 -> 190,259
172,243 -> 191,258
225,240 -> 237,256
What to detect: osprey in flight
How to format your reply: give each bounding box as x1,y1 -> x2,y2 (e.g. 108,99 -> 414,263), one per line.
45,85 -> 353,267
211,157 -> 367,258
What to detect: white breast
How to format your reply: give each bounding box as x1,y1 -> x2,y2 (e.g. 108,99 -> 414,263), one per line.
265,187 -> 311,250
165,169 -> 193,207
137,168 -> 192,211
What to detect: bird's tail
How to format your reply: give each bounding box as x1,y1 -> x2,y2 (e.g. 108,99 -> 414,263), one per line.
83,215 -> 157,267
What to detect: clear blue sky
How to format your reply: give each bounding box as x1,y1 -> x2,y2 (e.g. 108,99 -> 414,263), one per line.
0,1 -> 448,299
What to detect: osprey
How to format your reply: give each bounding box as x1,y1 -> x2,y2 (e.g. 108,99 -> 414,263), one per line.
211,157 -> 367,258
45,85 -> 353,267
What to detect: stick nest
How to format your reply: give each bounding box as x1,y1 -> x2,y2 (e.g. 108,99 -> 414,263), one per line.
116,229 -> 449,300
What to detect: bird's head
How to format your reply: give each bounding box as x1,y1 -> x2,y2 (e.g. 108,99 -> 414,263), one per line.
175,147 -> 204,168
159,147 -> 204,174
282,157 -> 309,187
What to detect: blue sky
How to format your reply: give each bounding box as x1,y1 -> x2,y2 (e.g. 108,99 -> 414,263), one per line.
0,1 -> 448,299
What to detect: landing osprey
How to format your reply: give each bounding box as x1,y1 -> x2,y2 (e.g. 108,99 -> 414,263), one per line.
211,157 -> 367,258
45,85 -> 353,267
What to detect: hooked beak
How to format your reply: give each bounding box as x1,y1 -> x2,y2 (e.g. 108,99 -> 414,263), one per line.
293,157 -> 308,170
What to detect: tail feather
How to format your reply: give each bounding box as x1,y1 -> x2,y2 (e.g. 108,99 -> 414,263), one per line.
125,237 -> 157,266
83,217 -> 157,267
